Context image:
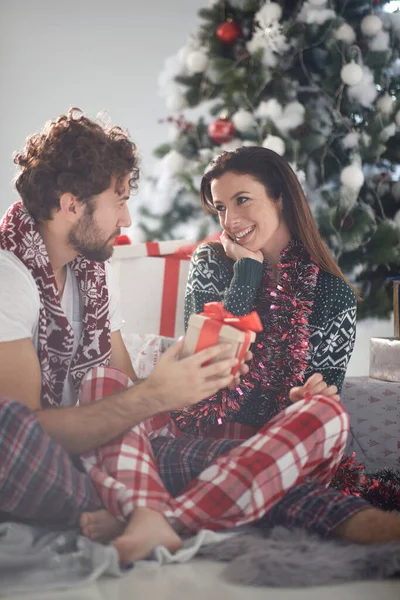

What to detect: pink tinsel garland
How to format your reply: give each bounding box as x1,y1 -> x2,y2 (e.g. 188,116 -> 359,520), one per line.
174,240 -> 319,433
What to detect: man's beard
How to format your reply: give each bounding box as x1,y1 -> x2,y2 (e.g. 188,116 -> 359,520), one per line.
68,210 -> 119,262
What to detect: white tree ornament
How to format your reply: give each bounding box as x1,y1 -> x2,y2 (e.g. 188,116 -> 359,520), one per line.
186,50 -> 208,74
342,132 -> 360,149
257,99 -> 305,133
246,2 -> 287,67
376,93 -> 395,116
347,66 -> 378,107
257,2 -> 283,23
262,134 -> 286,155
256,98 -> 283,120
165,89 -> 187,112
297,0 -> 336,25
361,14 -> 383,37
232,109 -> 254,132
340,164 -> 365,191
334,23 -> 357,44
369,30 -> 390,52
340,62 -> 364,85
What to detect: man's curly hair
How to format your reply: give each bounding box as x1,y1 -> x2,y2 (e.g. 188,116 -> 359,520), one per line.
14,108 -> 140,222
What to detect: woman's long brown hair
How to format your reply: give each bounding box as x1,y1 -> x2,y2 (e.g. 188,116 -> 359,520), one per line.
200,146 -> 360,300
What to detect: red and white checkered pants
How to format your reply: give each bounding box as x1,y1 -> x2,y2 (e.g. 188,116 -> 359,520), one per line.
80,367 -> 349,534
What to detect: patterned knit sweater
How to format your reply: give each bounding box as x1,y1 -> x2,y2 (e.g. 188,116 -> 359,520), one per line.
182,241 -> 357,430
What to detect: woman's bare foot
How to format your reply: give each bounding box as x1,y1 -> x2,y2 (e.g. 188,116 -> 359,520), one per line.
114,507 -> 182,563
80,509 -> 125,543
334,507 -> 400,544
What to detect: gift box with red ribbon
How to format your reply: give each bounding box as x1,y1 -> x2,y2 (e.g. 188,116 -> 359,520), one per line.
182,302 -> 263,375
113,240 -> 192,337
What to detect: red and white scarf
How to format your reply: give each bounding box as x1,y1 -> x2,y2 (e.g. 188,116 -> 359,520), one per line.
0,201 -> 111,407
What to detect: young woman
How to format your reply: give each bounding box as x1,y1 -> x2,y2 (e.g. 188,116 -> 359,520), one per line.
80,147 -> 400,564
174,145 -> 358,434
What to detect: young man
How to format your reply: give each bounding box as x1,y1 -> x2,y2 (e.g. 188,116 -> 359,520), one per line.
0,108 -> 240,525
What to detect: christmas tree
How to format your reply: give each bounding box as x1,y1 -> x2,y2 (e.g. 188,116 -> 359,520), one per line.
138,0 -> 400,319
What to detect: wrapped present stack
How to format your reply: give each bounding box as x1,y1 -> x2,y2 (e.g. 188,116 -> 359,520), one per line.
112,239 -> 192,338
369,277 -> 400,382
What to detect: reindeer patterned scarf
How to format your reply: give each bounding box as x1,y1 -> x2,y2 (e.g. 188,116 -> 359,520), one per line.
0,201 -> 111,407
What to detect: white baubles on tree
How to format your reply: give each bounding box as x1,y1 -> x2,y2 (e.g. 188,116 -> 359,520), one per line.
334,23 -> 356,44
166,89 -> 187,112
177,43 -> 193,65
232,109 -> 254,132
186,50 -> 208,73
361,14 -> 383,37
246,2 -> 287,67
256,99 -> 305,133
220,138 -> 242,152
163,150 -> 186,175
376,93 -> 395,116
262,134 -> 286,156
340,61 -> 364,86
256,98 -> 282,120
340,163 -> 365,191
346,66 -> 377,107
259,1 -> 283,22
342,132 -> 360,149
297,0 -> 336,25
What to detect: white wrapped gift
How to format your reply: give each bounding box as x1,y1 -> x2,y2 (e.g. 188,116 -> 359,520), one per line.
113,240 -> 192,337
369,337 -> 400,382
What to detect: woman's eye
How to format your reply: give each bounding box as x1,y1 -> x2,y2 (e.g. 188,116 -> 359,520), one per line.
215,205 -> 226,212
237,196 -> 249,205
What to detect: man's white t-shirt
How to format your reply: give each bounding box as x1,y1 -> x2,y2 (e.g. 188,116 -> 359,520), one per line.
0,249 -> 123,407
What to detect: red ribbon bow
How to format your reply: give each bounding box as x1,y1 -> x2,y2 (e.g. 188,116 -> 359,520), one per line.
194,302 -> 263,376
201,302 -> 263,333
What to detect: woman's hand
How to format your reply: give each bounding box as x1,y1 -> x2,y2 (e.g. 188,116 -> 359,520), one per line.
229,349 -> 253,389
220,231 -> 263,263
289,373 -> 340,404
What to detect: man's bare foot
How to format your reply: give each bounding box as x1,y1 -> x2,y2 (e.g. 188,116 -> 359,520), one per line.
80,509 -> 124,543
114,507 -> 182,563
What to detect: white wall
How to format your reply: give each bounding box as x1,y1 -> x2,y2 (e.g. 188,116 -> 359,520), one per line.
0,0 -> 205,217
0,0 -> 393,377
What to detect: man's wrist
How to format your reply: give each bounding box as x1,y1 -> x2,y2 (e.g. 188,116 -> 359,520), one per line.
129,377 -> 164,418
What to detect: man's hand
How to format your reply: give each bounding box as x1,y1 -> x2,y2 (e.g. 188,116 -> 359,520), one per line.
220,231 -> 263,263
144,338 -> 238,412
289,373 -> 339,404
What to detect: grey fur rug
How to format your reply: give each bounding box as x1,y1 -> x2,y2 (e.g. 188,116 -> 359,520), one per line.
199,526 -> 400,587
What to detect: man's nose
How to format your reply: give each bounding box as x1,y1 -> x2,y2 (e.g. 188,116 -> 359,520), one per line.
118,202 -> 132,228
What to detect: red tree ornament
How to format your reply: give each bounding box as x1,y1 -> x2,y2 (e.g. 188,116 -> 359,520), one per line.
208,116 -> 235,145
216,20 -> 241,45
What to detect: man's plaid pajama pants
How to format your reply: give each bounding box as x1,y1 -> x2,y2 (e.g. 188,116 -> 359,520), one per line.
80,367 -> 369,535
